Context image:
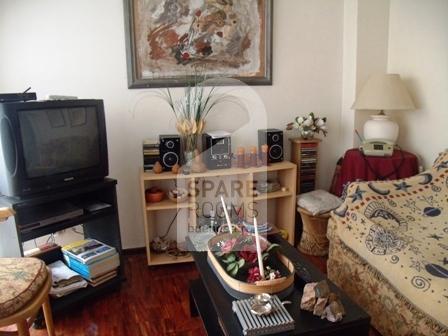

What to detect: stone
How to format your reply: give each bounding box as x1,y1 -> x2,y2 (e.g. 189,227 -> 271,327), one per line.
314,280 -> 330,298
300,282 -> 317,311
332,299 -> 345,316
300,281 -> 346,323
328,292 -> 339,304
313,297 -> 328,317
321,301 -> 345,323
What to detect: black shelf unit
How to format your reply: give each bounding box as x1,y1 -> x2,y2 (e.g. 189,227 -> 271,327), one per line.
0,178 -> 124,317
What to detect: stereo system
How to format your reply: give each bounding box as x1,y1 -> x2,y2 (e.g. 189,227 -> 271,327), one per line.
258,129 -> 284,163
202,131 -> 232,170
149,130 -> 283,172
159,135 -> 180,170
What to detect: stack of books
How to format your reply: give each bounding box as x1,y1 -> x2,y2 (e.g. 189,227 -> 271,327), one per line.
62,239 -> 120,287
143,139 -> 160,171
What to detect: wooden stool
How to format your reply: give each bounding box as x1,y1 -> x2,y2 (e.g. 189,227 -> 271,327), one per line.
0,258 -> 55,336
297,207 -> 330,256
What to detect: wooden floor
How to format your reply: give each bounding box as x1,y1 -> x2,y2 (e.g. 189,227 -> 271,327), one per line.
18,251 -> 380,336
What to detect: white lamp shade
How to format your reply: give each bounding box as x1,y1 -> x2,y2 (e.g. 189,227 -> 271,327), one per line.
352,74 -> 415,110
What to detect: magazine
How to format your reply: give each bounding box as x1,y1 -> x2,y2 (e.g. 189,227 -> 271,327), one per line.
62,239 -> 116,264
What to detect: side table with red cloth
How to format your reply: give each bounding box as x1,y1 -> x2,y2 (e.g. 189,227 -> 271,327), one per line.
332,148 -> 419,196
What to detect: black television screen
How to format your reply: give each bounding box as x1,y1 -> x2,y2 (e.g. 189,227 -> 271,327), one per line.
19,107 -> 101,178
0,99 -> 108,197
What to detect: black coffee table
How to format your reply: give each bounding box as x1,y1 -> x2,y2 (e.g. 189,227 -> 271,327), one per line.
188,234 -> 370,336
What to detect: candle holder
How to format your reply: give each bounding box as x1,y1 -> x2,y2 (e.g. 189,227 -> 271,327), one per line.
206,232 -> 295,299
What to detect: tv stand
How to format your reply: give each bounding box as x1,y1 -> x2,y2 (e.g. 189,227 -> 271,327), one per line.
0,178 -> 124,318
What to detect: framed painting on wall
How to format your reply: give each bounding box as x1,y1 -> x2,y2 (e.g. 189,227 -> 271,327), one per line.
123,0 -> 273,88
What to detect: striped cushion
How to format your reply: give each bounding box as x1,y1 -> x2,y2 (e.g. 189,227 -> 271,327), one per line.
0,258 -> 48,318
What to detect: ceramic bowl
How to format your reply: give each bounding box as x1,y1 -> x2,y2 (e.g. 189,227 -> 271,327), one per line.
168,188 -> 188,203
145,187 -> 164,203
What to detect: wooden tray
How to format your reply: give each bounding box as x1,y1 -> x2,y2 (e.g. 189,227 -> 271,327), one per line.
207,233 -> 295,299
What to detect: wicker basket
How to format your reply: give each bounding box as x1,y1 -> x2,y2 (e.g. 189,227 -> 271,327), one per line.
297,207 -> 330,256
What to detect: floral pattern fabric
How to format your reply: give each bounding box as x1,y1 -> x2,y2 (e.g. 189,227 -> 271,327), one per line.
328,151 -> 448,335
0,257 -> 48,318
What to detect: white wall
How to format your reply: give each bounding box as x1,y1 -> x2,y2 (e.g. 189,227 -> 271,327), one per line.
340,0 -> 390,149
0,0 -> 344,248
387,0 -> 448,167
353,0 -> 390,143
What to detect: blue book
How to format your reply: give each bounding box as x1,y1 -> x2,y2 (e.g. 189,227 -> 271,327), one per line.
62,239 -> 116,265
63,253 -> 119,280
66,261 -> 90,280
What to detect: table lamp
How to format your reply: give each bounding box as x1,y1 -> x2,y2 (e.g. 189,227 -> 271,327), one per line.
352,73 -> 415,143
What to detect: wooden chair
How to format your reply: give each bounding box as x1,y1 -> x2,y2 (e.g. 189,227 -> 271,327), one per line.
0,207 -> 55,336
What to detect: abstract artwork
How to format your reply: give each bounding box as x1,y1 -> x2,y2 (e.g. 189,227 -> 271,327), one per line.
124,0 -> 272,88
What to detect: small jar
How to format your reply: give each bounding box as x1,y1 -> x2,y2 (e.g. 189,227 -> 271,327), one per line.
260,144 -> 269,166
244,153 -> 251,168
236,147 -> 245,168
250,146 -> 258,167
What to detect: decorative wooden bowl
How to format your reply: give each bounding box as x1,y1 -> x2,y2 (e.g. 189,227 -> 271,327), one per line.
207,233 -> 295,299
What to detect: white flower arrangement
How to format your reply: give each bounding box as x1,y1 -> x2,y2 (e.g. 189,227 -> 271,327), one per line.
286,112 -> 328,138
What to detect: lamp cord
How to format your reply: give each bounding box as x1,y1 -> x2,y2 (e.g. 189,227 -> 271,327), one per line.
360,145 -> 405,180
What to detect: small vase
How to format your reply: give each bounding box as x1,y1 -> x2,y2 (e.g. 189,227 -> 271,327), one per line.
181,134 -> 199,175
300,130 -> 315,139
182,150 -> 194,175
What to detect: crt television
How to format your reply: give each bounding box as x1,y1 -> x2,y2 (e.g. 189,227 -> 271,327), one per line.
0,99 -> 109,197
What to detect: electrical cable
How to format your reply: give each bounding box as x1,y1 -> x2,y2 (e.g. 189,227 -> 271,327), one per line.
161,209 -> 181,240
360,145 -> 405,180
46,233 -> 55,244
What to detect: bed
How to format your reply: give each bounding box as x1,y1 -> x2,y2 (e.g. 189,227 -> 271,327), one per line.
327,150 -> 448,336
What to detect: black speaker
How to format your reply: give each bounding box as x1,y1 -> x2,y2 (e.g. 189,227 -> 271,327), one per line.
258,129 -> 284,163
159,135 -> 180,170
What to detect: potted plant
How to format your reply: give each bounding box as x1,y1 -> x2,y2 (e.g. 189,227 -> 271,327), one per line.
286,112 -> 328,139
158,69 -> 230,174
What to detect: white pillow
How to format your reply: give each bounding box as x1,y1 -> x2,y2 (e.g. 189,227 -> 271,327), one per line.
297,190 -> 342,215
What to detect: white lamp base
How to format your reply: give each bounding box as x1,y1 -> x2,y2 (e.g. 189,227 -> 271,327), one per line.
363,114 -> 399,143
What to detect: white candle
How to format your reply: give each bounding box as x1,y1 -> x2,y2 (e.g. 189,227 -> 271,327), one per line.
253,217 -> 265,280
220,196 -> 233,234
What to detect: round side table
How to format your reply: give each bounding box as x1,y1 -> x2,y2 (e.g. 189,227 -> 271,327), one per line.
297,207 -> 330,256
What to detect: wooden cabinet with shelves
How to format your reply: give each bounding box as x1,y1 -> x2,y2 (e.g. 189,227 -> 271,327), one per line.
140,162 -> 297,266
289,138 -> 321,194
